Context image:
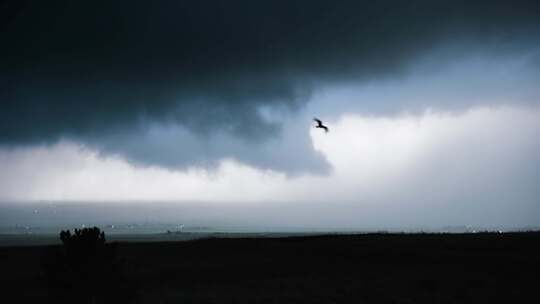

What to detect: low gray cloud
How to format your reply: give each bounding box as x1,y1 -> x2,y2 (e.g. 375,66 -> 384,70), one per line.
1,0 -> 539,172
92,113 -> 331,174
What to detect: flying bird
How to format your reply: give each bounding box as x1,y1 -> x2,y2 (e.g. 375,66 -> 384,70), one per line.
313,118 -> 329,133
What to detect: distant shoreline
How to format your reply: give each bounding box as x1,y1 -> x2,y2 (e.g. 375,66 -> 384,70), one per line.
2,230 -> 539,247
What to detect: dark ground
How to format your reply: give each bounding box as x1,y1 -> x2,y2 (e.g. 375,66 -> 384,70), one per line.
1,232 -> 539,303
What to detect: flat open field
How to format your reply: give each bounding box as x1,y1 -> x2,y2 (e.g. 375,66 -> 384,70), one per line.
1,232 -> 539,303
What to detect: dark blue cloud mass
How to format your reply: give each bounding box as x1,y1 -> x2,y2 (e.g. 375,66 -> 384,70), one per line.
1,0 -> 539,172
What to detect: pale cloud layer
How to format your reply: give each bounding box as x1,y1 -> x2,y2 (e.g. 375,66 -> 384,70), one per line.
1,106 -> 538,227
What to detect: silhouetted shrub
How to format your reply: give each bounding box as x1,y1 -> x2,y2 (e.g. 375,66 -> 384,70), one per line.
42,227 -> 135,303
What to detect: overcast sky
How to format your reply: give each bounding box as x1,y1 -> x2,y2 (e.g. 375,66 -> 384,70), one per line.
1,0 -> 539,229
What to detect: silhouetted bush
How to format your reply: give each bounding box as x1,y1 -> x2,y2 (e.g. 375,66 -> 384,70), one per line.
42,227 -> 136,303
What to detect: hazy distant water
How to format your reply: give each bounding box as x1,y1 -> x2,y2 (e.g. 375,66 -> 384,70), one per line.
0,201 -> 373,235
0,201 -> 274,235
0,201 -> 533,244
0,201 -> 333,246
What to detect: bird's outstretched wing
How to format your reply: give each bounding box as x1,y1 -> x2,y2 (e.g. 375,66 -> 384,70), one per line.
322,126 -> 329,133
313,118 -> 322,126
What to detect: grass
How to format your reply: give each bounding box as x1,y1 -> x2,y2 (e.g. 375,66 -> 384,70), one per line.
1,232 -> 539,303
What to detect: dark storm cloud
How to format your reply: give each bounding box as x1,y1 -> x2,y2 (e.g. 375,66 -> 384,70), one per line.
1,0 -> 539,171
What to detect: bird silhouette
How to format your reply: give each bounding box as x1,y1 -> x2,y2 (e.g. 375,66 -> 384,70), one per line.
313,118 -> 329,133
